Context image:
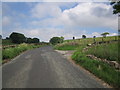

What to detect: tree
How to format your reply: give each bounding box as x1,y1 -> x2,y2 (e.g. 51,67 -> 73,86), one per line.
110,0 -> 120,35
82,35 -> 86,39
32,38 -> 40,43
110,0 -> 120,15
26,38 -> 40,43
101,32 -> 109,38
73,37 -> 75,40
60,36 -> 64,43
93,36 -> 96,43
0,35 -> 2,39
9,32 -> 26,44
49,37 -> 62,45
26,38 -> 33,43
6,37 -> 9,39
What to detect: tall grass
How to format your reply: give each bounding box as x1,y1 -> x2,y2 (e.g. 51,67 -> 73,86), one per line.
2,43 -> 41,60
55,36 -> 120,87
85,42 -> 119,63
72,48 -> 120,88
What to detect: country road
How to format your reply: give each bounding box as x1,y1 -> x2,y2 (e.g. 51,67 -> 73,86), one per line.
2,46 -> 107,88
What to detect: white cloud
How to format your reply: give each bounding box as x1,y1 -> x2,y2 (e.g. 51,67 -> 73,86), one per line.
2,0 -> 109,2
2,16 -> 11,26
92,32 -> 101,37
109,33 -> 118,36
31,3 -> 62,18
30,3 -> 118,30
60,3 -> 118,29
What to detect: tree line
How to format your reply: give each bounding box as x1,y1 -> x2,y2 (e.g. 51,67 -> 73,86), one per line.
5,32 -> 40,44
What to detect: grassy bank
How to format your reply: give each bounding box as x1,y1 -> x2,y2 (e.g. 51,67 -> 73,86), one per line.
54,41 -> 80,50
2,43 -> 42,62
54,36 -> 119,51
85,42 -> 119,63
64,36 -> 118,44
54,36 -> 120,87
72,47 -> 120,88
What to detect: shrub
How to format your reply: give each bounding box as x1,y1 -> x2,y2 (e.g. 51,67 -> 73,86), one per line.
49,37 -> 64,45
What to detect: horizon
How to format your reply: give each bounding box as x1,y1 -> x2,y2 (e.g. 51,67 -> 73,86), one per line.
2,2 -> 118,42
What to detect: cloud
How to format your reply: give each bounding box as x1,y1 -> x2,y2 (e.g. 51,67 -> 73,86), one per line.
92,32 -> 101,37
109,33 -> 118,36
2,16 -> 11,26
31,3 -> 62,18
2,2 -> 118,41
30,3 -> 118,30
60,3 -> 118,29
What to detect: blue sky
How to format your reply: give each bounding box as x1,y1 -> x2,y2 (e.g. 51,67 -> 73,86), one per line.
2,2 -> 118,42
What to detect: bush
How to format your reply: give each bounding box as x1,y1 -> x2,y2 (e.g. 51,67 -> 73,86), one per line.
9,32 -> 26,44
49,37 -> 64,45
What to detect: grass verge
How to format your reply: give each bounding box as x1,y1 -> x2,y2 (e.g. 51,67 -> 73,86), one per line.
54,44 -> 79,50
72,47 -> 120,88
2,43 -> 42,62
54,41 -> 80,50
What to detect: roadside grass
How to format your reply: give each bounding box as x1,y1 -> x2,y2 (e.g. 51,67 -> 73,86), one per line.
54,36 -> 120,87
85,42 -> 119,63
72,48 -> 120,88
54,36 -> 118,51
54,41 -> 81,50
2,43 -> 42,61
54,44 -> 79,50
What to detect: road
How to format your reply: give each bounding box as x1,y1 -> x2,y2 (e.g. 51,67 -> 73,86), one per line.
2,46 -> 107,88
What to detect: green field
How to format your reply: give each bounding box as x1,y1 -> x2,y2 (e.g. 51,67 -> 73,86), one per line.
55,36 -> 119,50
64,36 -> 118,45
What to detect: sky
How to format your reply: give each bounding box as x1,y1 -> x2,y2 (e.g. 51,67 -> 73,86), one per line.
2,2 -> 118,42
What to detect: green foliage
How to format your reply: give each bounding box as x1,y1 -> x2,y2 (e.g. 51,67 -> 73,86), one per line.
49,37 -> 64,45
54,44 -> 79,50
26,38 -> 33,43
111,1 -> 120,14
32,38 -> 40,43
2,39 -> 14,45
55,35 -> 119,87
85,42 -> 119,63
2,43 -> 41,60
54,41 -> 81,50
9,32 -> 26,44
101,32 -> 109,38
82,35 -> 86,39
0,35 -> 2,39
72,48 -> 120,88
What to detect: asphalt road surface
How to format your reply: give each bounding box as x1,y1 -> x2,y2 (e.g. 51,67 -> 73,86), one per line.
2,46 -> 107,88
